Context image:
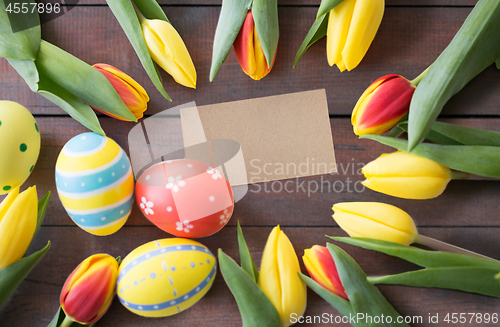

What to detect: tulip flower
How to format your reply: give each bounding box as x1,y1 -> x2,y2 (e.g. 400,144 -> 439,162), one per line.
60,254 -> 118,326
258,226 -> 307,327
303,245 -> 348,300
0,186 -> 37,270
362,150 -> 455,199
233,11 -> 277,81
140,18 -> 197,89
326,0 -> 384,71
92,64 -> 149,121
332,202 -> 417,246
352,75 -> 415,135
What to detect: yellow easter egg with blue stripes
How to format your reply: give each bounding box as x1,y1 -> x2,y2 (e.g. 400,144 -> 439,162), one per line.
117,238 -> 216,317
55,132 -> 134,236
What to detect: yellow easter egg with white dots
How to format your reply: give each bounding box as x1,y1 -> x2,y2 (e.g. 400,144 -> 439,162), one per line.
117,238 -> 216,317
0,101 -> 41,194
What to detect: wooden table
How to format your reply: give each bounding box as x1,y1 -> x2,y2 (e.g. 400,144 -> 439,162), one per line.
1,0 -> 499,326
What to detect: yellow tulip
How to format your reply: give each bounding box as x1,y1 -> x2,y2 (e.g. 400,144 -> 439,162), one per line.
332,202 -> 418,246
362,151 -> 452,199
327,0 -> 384,71
142,19 -> 197,89
0,186 -> 38,269
258,226 -> 307,327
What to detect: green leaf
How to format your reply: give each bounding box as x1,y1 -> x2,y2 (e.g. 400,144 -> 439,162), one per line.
298,273 -> 356,321
369,266 -> 500,298
293,13 -> 329,68
132,0 -> 169,22
408,0 -> 500,150
210,0 -> 253,82
327,243 -> 410,327
361,134 -> 500,178
237,221 -> 259,282
0,0 -> 40,59
107,0 -> 170,100
331,237 -> 500,271
47,307 -> 96,327
252,0 -> 279,69
398,121 -> 463,145
430,121 -> 500,147
317,0 -> 345,20
8,58 -> 105,135
218,249 -> 282,327
0,242 -> 50,308
495,56 -> 500,69
35,40 -> 137,122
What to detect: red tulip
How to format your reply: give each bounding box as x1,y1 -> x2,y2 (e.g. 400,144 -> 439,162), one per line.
60,254 -> 118,325
233,11 -> 276,81
352,74 -> 416,135
92,64 -> 149,121
303,245 -> 348,300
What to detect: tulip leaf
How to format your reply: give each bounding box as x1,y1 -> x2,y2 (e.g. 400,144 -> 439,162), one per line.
25,191 -> 51,256
47,307 -> 96,327
218,249 -> 282,327
132,0 -> 169,22
317,0 -> 345,20
293,13 -> 328,69
331,237 -> 500,271
298,273 -> 356,322
7,58 -> 105,135
35,40 -> 137,122
397,121 -> 463,146
361,134 -> 500,178
210,0 -> 253,82
0,0 -> 40,60
237,221 -> 259,282
496,57 -> 500,69
252,0 -> 279,69
326,243 -> 410,327
0,242 -> 50,308
369,266 -> 500,298
106,0 -> 171,101
407,0 -> 500,150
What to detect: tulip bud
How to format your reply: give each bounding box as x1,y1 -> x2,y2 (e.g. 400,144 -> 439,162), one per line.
0,186 -> 37,269
141,19 -> 197,89
258,226 -> 307,327
327,0 -> 384,71
233,11 -> 277,81
92,64 -> 149,121
362,151 -> 452,199
60,254 -> 118,325
303,245 -> 348,300
352,74 -> 415,135
332,202 -> 418,246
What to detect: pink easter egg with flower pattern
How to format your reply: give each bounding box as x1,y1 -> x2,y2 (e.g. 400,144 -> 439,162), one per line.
135,159 -> 234,238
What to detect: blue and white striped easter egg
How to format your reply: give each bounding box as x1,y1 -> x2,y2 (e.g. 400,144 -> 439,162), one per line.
117,238 -> 216,317
55,132 -> 134,236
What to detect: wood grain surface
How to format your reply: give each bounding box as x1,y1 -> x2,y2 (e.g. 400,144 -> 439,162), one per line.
1,0 -> 499,326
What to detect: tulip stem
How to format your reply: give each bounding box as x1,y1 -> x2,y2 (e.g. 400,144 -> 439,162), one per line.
411,67 -> 430,87
415,234 -> 499,262
59,316 -> 74,327
450,170 -> 470,180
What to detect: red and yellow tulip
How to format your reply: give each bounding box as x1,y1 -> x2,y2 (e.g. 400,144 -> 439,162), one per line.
234,11 -> 277,81
352,74 -> 415,135
303,245 -> 348,300
92,64 -> 149,121
60,254 -> 118,325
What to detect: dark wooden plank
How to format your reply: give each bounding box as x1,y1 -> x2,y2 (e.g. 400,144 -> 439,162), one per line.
3,116 -> 497,228
76,0 -> 479,6
3,6 -> 498,116
0,226 -> 498,327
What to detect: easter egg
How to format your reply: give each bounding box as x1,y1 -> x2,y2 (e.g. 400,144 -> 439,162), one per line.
117,238 -> 216,317
136,159 -> 234,238
0,101 -> 41,194
55,132 -> 134,236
